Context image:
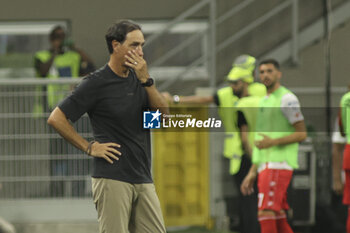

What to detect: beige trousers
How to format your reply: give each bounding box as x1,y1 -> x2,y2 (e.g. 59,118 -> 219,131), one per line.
92,178 -> 166,233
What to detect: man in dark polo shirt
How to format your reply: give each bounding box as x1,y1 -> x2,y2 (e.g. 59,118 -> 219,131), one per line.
47,20 -> 169,233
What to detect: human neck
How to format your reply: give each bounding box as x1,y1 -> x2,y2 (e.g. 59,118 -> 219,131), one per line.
237,86 -> 249,99
108,56 -> 129,77
50,46 -> 64,54
242,87 -> 249,98
267,83 -> 280,94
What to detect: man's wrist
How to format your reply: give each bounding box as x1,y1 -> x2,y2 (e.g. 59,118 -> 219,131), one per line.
140,78 -> 148,83
251,168 -> 257,176
250,164 -> 258,175
86,140 -> 95,155
333,174 -> 342,181
139,73 -> 150,83
272,138 -> 279,146
141,77 -> 154,87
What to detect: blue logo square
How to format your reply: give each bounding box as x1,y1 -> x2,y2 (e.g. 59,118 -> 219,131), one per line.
143,110 -> 161,129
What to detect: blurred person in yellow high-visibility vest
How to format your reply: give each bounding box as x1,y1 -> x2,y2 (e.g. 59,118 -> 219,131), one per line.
34,25 -> 95,197
34,25 -> 95,113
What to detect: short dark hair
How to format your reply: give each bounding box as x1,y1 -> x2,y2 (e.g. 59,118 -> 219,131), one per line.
49,25 -> 65,41
105,20 -> 142,54
259,58 -> 280,70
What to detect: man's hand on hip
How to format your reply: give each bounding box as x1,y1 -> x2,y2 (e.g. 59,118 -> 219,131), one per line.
89,142 -> 122,164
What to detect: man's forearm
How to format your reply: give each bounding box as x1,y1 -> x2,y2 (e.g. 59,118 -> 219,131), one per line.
249,164 -> 258,176
47,107 -> 89,153
178,95 -> 214,104
273,120 -> 307,146
38,53 -> 57,77
240,126 -> 252,158
145,86 -> 170,115
332,143 -> 344,181
74,47 -> 94,64
273,131 -> 307,146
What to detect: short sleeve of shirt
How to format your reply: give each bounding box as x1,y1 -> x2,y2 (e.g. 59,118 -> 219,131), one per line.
237,110 -> 248,128
58,75 -> 98,122
34,57 -> 41,74
213,93 -> 220,106
332,116 -> 347,143
280,93 -> 304,125
332,131 -> 347,144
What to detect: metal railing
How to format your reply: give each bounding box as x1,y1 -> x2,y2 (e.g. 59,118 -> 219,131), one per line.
0,78 -> 93,199
0,78 -> 344,200
0,78 -> 341,225
144,0 -> 215,90
146,0 -> 299,91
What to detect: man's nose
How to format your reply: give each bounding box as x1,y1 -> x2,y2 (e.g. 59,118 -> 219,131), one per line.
136,46 -> 144,57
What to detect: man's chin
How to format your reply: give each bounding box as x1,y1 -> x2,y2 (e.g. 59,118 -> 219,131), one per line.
233,91 -> 242,97
263,81 -> 272,88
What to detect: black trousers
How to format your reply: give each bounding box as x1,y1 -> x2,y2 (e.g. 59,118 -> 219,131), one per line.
233,154 -> 260,233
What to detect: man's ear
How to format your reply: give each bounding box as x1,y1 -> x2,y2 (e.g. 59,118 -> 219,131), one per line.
112,40 -> 120,52
277,70 -> 282,79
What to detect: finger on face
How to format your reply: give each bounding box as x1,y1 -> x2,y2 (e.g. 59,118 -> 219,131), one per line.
125,61 -> 135,67
125,54 -> 133,62
124,55 -> 139,67
128,50 -> 138,59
